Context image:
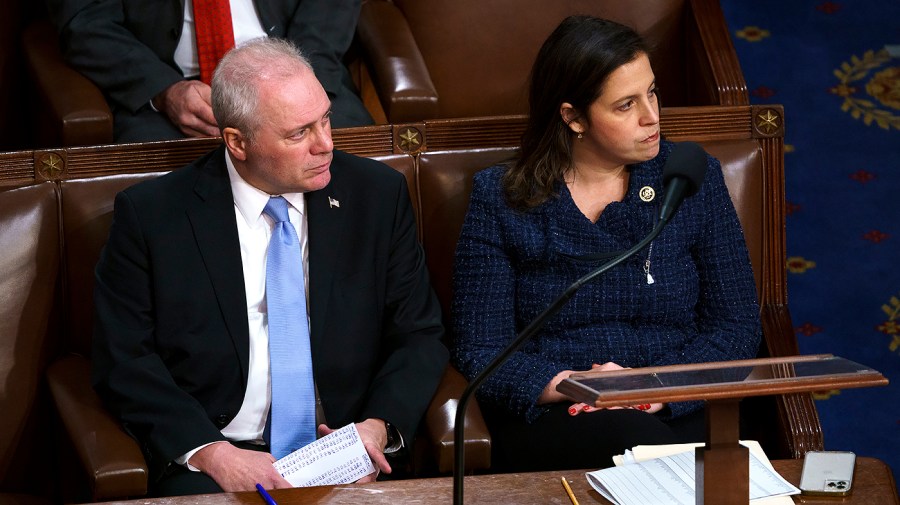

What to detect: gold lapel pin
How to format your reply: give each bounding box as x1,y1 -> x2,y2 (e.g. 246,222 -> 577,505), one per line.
328,196 -> 340,208
639,186 -> 656,202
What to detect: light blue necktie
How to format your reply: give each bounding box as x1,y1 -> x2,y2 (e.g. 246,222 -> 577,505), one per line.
263,196 -> 316,459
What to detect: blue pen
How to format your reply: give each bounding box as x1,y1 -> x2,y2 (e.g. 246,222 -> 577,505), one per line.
255,483 -> 278,505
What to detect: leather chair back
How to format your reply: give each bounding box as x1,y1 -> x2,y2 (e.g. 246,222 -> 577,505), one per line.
61,174 -> 162,358
359,0 -> 747,122
398,0 -> 688,116
705,140 -> 764,298
372,154 -> 419,220
418,148 -> 517,317
0,183 -> 60,502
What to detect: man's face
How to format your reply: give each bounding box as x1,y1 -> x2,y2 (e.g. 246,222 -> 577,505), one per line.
228,66 -> 334,195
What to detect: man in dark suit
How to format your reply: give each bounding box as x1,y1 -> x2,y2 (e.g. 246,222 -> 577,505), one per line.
92,37 -> 447,495
47,0 -> 373,142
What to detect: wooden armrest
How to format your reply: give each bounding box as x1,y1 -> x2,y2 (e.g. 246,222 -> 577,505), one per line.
22,19 -> 113,147
685,0 -> 749,105
47,355 -> 147,501
761,304 -> 824,458
418,365 -> 491,474
357,0 -> 439,122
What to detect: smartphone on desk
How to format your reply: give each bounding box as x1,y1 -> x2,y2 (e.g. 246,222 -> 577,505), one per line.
799,451 -> 856,496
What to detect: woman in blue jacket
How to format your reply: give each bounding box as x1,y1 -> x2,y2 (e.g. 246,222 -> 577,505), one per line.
451,16 -> 761,472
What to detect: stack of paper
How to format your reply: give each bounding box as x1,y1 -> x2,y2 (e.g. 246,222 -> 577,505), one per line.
586,441 -> 799,505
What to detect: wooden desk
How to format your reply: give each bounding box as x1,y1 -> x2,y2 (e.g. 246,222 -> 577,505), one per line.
93,458 -> 897,505
559,355 -> 889,504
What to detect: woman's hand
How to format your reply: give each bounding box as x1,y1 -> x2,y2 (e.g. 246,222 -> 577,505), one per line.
537,369 -> 578,404
537,362 -> 618,404
538,361 -> 665,416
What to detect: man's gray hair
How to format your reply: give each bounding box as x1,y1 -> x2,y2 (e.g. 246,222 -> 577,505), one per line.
211,37 -> 313,139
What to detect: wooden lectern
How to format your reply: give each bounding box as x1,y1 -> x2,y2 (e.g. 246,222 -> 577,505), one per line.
557,354 -> 888,505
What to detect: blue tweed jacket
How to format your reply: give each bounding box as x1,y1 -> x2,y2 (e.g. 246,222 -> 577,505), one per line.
450,140 -> 762,422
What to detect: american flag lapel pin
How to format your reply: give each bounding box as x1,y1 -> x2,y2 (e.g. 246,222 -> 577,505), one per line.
328,196 -> 340,208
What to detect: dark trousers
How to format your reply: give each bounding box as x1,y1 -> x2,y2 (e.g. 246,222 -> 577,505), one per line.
483,403 -> 708,473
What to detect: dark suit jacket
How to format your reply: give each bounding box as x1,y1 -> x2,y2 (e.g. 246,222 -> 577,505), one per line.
48,0 -> 362,114
92,146 -> 448,476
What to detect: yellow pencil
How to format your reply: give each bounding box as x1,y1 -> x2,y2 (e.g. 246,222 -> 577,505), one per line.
560,476 -> 580,505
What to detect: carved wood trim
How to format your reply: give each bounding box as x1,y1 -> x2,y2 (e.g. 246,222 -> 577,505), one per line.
424,115 -> 526,151
689,0 -> 750,105
394,124 -> 426,154
761,134 -> 788,307
34,150 -> 68,182
752,105 -> 786,138
661,105 -> 755,140
333,124 -> 395,155
61,139 -> 220,179
0,151 -> 37,187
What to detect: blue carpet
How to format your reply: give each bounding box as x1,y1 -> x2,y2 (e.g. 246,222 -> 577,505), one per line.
719,0 -> 900,483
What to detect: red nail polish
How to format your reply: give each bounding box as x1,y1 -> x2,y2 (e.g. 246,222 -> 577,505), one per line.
582,405 -> 591,412
568,406 -> 578,415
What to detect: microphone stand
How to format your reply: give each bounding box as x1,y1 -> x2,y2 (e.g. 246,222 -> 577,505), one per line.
452,217 -> 670,505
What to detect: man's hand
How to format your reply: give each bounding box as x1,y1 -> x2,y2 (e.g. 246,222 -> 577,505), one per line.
318,419 -> 392,483
152,80 -> 220,138
187,441 -> 291,492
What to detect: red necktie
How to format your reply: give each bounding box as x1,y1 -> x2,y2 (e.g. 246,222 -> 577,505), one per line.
193,0 -> 235,84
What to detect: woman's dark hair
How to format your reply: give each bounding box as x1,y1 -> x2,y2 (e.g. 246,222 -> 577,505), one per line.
502,16 -> 650,209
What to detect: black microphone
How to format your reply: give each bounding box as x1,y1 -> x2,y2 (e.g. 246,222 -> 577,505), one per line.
452,141 -> 709,505
658,141 -> 707,222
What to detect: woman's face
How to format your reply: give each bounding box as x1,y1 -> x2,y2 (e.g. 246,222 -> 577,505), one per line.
565,53 -> 661,171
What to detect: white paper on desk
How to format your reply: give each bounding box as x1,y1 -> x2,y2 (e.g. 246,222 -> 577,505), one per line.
626,440 -> 768,466
273,423 -> 375,487
621,441 -> 797,505
586,448 -> 799,505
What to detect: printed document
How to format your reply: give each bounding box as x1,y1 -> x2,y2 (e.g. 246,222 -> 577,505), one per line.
587,443 -> 799,505
273,423 -> 376,487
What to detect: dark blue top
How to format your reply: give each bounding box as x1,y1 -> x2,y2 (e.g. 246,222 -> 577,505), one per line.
450,141 -> 762,422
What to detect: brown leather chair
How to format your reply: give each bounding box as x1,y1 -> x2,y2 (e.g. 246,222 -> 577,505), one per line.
22,18 -> 113,148
0,183 -> 60,505
357,0 -> 749,123
50,174 -> 158,501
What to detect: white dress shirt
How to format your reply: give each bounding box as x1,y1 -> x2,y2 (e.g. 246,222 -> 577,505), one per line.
177,151 -> 309,468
